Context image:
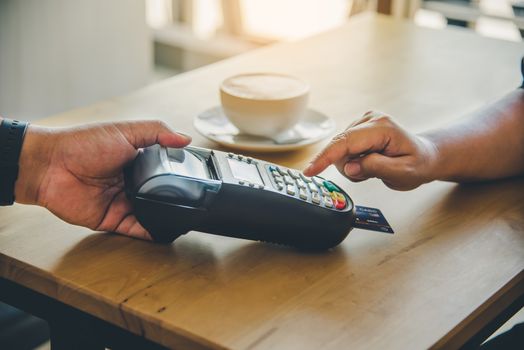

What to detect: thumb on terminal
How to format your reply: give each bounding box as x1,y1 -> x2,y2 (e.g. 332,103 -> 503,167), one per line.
118,120 -> 192,149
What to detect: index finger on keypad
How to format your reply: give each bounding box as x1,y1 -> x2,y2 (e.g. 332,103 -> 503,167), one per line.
303,126 -> 389,177
303,133 -> 351,176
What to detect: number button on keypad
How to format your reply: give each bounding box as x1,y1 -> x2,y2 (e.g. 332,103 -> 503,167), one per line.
276,166 -> 286,176
283,174 -> 294,185
296,178 -> 307,189
298,188 -> 308,200
307,182 -> 318,193
300,173 -> 313,183
323,195 -> 334,208
287,169 -> 300,179
311,192 -> 321,205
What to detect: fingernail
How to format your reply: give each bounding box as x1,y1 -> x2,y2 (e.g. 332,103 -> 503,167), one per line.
345,162 -> 361,176
177,132 -> 192,142
303,163 -> 313,174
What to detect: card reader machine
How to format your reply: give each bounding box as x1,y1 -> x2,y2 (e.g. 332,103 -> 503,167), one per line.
125,145 -> 355,249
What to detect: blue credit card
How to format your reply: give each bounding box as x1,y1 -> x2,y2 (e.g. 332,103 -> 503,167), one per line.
354,206 -> 394,234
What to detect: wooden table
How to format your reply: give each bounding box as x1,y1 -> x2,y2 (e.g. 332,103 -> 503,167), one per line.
1,13 -> 523,349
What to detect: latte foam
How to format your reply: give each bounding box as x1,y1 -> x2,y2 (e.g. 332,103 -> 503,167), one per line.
221,73 -> 308,100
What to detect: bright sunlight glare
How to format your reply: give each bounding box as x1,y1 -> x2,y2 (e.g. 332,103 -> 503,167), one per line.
240,0 -> 350,41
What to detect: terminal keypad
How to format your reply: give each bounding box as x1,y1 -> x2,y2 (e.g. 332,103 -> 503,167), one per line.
267,165 -> 347,210
226,151 -> 347,210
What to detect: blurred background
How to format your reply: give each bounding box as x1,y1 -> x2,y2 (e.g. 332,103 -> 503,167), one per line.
1,0 -> 523,122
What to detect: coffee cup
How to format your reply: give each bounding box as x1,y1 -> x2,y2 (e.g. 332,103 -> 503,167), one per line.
220,73 -> 309,137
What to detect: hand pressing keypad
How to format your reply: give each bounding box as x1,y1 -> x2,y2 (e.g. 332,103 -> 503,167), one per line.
267,165 -> 346,210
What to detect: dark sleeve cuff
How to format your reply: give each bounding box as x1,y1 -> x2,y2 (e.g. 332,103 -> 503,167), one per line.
519,57 -> 524,89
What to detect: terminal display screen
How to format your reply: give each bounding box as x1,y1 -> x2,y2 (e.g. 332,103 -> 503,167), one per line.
227,158 -> 264,185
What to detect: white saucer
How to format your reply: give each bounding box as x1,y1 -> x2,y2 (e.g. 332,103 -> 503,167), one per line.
194,106 -> 336,152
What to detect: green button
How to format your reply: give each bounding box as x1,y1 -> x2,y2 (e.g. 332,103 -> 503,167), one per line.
323,180 -> 339,192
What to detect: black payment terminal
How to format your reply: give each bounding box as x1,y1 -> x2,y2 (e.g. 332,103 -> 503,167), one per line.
124,145 -> 355,249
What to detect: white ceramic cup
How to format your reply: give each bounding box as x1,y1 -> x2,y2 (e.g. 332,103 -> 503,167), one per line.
220,73 -> 309,137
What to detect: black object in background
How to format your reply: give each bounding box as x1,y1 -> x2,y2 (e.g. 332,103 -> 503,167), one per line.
0,302 -> 49,349
513,1 -> 524,17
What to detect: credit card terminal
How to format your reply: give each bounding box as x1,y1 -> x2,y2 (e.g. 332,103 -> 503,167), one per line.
124,145 -> 355,249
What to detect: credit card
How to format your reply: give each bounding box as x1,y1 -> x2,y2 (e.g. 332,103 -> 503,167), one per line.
354,206 -> 394,234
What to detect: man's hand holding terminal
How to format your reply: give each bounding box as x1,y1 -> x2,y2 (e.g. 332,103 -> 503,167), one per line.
13,120 -> 191,240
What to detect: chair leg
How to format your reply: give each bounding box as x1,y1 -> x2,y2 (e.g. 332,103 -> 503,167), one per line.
49,316 -> 104,350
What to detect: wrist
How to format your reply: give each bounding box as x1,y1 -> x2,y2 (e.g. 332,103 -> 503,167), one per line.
15,125 -> 55,205
416,134 -> 442,184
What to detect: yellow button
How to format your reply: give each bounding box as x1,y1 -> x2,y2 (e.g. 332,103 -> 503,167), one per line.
334,192 -> 345,202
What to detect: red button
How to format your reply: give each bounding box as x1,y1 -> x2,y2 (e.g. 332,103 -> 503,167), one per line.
333,192 -> 345,202
335,200 -> 346,210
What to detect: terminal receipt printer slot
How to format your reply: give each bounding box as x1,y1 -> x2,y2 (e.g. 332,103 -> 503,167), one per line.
125,145 -> 355,249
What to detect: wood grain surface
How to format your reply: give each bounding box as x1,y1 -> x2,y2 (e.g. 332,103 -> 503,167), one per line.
1,13 -> 523,349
